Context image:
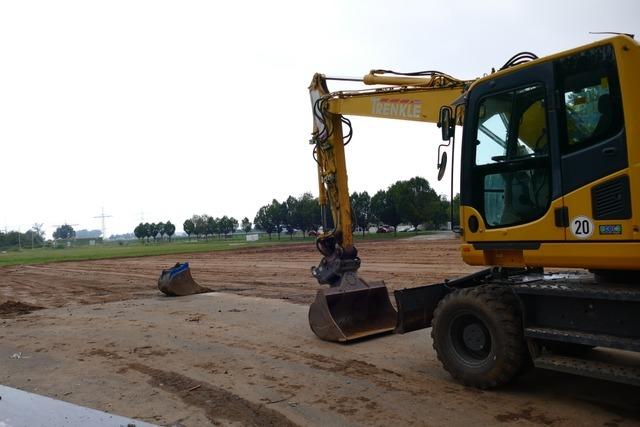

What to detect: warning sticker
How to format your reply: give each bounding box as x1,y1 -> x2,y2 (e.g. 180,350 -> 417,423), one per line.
570,216 -> 594,239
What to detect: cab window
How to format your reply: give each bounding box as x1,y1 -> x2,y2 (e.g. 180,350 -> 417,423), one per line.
474,85 -> 550,228
557,44 -> 623,153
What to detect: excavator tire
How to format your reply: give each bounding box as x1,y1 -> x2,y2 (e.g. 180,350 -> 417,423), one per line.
157,262 -> 211,296
431,284 -> 528,389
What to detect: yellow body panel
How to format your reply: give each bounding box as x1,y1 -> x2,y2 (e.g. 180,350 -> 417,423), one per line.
461,199 -> 565,243
563,170 -> 638,241
461,242 -> 640,270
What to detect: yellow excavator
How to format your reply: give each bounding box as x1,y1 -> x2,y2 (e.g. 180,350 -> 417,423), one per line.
308,34 -> 640,388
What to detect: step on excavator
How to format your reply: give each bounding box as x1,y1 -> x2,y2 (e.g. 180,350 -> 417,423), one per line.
308,35 -> 640,388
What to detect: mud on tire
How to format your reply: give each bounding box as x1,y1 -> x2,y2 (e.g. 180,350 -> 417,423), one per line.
431,285 -> 528,389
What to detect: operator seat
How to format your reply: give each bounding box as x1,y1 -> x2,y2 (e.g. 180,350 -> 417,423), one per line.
591,93 -> 612,139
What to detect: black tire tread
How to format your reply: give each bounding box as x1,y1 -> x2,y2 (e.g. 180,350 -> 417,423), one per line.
431,284 -> 527,389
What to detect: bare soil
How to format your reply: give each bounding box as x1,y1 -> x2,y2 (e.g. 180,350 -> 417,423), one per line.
0,236 -> 479,309
1,235 -> 639,426
0,301 -> 43,318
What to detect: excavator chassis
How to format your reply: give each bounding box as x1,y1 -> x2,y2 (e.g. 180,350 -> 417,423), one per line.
394,268 -> 640,386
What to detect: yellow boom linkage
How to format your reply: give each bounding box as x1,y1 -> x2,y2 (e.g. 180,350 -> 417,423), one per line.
308,71 -> 471,342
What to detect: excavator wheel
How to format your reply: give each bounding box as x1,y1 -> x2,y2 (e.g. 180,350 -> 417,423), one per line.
431,284 -> 528,389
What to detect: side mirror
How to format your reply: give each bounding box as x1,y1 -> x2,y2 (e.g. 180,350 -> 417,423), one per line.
437,151 -> 447,181
438,106 -> 455,141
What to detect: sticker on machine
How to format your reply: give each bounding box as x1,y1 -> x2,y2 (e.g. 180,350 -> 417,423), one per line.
599,224 -> 622,235
570,216 -> 594,239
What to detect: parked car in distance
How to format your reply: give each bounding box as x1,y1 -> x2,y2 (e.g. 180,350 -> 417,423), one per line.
376,225 -> 394,233
399,226 -> 416,232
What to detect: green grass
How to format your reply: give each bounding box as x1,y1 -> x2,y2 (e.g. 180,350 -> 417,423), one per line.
0,238 -> 288,267
0,231 -> 437,267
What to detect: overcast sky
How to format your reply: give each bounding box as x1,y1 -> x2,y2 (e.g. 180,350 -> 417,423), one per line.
1,1 -> 638,237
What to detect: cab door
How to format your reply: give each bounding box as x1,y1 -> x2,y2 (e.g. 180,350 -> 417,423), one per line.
460,61 -> 566,243
554,43 -> 633,242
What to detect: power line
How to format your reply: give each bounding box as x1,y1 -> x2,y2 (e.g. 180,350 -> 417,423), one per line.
93,207 -> 113,240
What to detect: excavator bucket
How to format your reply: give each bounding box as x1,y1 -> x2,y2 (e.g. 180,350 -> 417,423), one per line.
157,262 -> 211,296
308,273 -> 397,342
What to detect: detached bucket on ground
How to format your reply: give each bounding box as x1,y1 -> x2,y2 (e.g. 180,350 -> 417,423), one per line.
308,272 -> 397,342
158,262 -> 211,296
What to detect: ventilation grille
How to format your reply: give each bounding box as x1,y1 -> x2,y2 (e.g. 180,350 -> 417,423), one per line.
591,175 -> 632,220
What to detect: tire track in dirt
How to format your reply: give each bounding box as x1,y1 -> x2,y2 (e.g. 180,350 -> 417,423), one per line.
125,363 -> 298,427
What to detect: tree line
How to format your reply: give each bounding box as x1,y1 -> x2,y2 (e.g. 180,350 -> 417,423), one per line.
254,193 -> 318,239
182,215 -> 243,240
134,221 -> 176,242
130,176 -> 457,243
0,229 -> 45,249
253,177 -> 459,239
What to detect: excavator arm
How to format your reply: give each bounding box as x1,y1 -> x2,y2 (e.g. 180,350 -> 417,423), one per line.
307,70 -> 471,341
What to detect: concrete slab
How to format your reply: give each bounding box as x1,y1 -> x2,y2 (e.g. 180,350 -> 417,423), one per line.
0,384 -> 157,427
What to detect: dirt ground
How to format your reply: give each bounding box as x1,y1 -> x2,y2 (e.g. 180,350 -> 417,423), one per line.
1,235 -> 639,426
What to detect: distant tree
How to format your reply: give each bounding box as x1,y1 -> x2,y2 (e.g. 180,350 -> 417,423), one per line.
141,222 -> 151,242
254,205 -> 276,239
434,195 -> 450,229
32,223 -> 45,240
350,191 -> 371,236
157,222 -> 165,241
268,199 -> 288,240
206,216 -> 218,238
295,193 -> 318,237
183,219 -> 195,240
0,231 -> 33,249
24,229 -> 44,248
241,217 -> 252,234
53,224 -> 75,240
218,216 -> 238,237
30,223 -> 45,248
192,215 -> 209,239
371,189 -> 402,235
396,177 -> 440,232
284,196 -> 298,239
148,223 -> 158,242
134,223 -> 145,241
164,221 -> 176,241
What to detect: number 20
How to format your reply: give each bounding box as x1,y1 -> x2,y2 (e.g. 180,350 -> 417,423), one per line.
574,219 -> 590,235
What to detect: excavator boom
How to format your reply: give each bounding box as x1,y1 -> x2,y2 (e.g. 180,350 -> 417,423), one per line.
308,71 -> 470,342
